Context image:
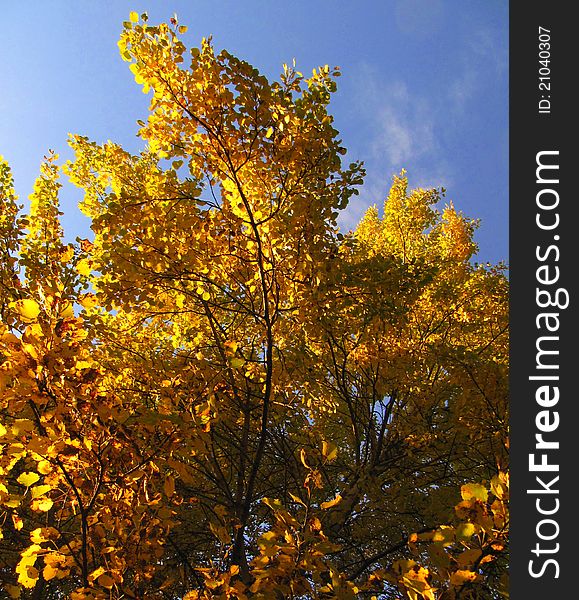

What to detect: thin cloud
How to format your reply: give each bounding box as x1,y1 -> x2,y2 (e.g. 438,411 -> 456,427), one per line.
340,19 -> 506,235
351,65 -> 453,193
448,68 -> 477,116
468,26 -> 508,75
370,87 -> 436,167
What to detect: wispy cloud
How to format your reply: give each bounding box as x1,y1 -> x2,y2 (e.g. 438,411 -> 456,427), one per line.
337,20 -> 507,234
369,81 -> 437,168
468,26 -> 508,75
349,64 -> 453,192
448,68 -> 477,116
450,25 -> 507,116
337,67 -> 453,233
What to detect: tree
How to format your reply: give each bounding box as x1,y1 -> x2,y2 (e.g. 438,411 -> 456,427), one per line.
0,13 -> 508,600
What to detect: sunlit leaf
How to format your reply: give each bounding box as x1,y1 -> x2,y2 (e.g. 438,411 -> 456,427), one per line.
320,494 -> 342,510
17,472 -> 40,487
461,483 -> 488,503
12,299 -> 41,322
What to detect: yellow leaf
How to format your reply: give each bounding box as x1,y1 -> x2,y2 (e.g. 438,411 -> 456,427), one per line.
461,483 -> 488,503
16,549 -> 40,588
320,494 -> 342,510
490,472 -> 509,499
90,566 -> 106,582
432,526 -> 454,546
260,530 -> 278,544
12,299 -> 41,322
456,522 -> 476,540
31,484 -> 52,499
129,11 -> 139,23
5,495 -> 21,508
37,460 -> 52,475
30,527 -> 59,543
266,127 -> 274,138
32,498 -> 53,512
59,246 -> 75,263
209,522 -> 230,544
17,472 -> 40,487
224,340 -> 238,354
4,583 -> 21,598
288,492 -> 306,506
12,514 -> 23,530
59,302 -> 75,318
261,497 -> 282,511
457,548 -> 482,568
76,259 -> 92,276
43,563 -> 58,580
1,331 -> 20,344
74,360 -> 92,370
321,440 -> 338,462
12,419 -> 34,434
450,569 -> 479,587
79,293 -> 98,309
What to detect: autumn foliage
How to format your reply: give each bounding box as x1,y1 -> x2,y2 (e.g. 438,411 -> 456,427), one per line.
0,13 -> 508,600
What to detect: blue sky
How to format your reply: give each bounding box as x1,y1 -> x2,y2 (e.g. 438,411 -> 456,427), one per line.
0,0 -> 508,264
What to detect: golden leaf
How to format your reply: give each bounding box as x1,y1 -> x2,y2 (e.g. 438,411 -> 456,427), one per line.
321,440 -> 338,462
31,498 -> 53,512
43,563 -> 59,581
98,573 -> 115,589
12,299 -> 41,322
461,483 -> 488,503
320,494 -> 342,510
450,569 -> 479,587
31,484 -> 52,499
17,472 -> 40,487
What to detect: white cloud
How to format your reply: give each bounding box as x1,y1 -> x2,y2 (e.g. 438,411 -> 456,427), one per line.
351,64 -> 453,193
370,88 -> 436,167
340,20 -> 506,233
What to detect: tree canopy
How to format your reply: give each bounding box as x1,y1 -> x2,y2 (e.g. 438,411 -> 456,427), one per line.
0,13 -> 508,600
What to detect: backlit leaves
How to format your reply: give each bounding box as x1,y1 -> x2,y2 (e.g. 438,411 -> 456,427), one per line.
0,13 -> 508,599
